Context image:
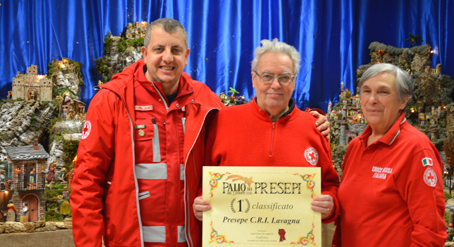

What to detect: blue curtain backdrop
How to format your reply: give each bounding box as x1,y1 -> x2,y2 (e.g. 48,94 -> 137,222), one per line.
1,0 -> 453,111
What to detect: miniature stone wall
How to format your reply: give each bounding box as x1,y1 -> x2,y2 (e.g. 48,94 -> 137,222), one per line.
0,218 -> 72,234
12,65 -> 52,101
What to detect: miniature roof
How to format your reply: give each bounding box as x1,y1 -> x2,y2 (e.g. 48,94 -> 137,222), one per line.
4,144 -> 49,161
73,99 -> 86,105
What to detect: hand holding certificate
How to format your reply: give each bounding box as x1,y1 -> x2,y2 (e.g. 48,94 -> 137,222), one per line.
201,166 -> 321,246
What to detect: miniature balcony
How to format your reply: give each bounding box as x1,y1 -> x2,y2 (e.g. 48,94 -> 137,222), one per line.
15,172 -> 46,192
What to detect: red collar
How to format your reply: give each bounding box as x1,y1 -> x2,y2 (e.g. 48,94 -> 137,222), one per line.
359,111 -> 407,146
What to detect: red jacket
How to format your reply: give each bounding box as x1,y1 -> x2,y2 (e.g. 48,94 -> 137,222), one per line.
332,113 -> 446,247
71,59 -> 224,247
205,99 -> 340,223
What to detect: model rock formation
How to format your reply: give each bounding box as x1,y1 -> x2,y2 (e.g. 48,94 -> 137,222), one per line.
0,101 -> 57,173
95,22 -> 147,83
47,58 -> 83,97
0,58 -> 84,181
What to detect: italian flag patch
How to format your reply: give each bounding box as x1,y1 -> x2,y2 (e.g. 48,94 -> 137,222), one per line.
421,157 -> 433,167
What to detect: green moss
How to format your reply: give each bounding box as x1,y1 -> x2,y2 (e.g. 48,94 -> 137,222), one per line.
45,184 -> 67,221
446,192 -> 453,201
446,212 -> 450,226
0,131 -> 7,141
48,116 -> 63,133
117,37 -> 143,53
69,59 -> 84,92
47,60 -> 61,79
30,114 -> 39,131
62,140 -> 79,170
104,33 -> 113,56
0,98 -> 20,109
94,56 -> 112,83
53,183 -> 68,189
45,209 -> 62,221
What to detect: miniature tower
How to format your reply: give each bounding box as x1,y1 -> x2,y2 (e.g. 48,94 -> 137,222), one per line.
340,121 -> 348,145
39,77 -> 52,101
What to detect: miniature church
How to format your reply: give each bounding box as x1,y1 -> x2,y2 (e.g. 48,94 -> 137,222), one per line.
11,65 -> 52,101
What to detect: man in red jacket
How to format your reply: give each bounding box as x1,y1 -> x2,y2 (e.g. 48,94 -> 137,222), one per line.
71,18 -> 330,247
194,39 -> 339,224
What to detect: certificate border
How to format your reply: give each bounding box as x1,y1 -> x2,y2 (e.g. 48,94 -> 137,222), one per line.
203,167 -> 321,246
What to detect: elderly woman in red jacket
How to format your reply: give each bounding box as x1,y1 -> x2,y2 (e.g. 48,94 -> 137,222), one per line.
332,63 -> 446,246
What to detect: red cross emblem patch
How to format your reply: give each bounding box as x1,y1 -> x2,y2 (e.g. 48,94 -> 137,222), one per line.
423,167 -> 437,187
81,120 -> 91,140
304,147 -> 319,166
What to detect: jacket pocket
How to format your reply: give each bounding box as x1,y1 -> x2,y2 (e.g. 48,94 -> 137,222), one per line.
135,118 -> 155,163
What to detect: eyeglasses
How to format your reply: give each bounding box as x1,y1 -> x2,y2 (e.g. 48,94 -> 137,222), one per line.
254,71 -> 295,85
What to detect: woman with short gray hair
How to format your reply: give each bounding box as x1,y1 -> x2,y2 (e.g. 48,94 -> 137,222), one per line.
333,63 -> 446,246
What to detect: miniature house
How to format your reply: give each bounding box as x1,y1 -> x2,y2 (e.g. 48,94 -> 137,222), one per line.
4,143 -> 49,221
60,95 -> 86,119
11,65 -> 53,101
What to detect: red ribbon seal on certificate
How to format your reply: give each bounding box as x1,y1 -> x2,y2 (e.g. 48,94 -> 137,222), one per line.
278,229 -> 286,242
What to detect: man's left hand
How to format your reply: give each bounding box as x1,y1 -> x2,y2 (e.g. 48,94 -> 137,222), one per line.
310,111 -> 330,140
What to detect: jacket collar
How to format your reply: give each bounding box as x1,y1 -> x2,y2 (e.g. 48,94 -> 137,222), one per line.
100,60 -> 142,124
359,111 -> 407,146
251,97 -> 296,122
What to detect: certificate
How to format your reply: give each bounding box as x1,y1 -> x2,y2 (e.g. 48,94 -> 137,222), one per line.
202,166 -> 321,246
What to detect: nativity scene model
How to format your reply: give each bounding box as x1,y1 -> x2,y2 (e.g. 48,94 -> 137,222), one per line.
0,57 -> 84,234
0,21 -> 453,245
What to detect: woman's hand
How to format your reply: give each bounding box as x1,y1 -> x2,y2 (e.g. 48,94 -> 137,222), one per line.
193,196 -> 212,221
311,194 -> 334,219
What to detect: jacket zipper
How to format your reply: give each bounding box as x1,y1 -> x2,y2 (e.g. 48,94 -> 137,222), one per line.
184,108 -> 219,247
269,122 -> 276,156
151,83 -> 169,111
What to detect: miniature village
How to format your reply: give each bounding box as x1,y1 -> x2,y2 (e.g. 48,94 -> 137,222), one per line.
0,58 -> 84,234
0,22 -> 148,236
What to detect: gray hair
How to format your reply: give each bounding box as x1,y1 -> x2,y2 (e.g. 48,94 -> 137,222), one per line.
359,63 -> 414,102
144,18 -> 188,49
251,38 -> 301,75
